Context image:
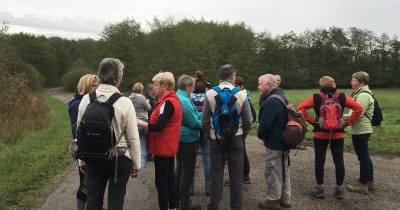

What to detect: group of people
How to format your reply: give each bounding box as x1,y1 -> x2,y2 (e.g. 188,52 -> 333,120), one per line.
68,57 -> 376,210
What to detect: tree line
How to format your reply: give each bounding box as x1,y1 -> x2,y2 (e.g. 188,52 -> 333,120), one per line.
2,18 -> 400,91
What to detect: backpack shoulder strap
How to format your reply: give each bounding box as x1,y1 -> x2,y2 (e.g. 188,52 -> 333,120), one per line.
211,86 -> 222,94
231,86 -> 240,95
269,95 -> 286,107
107,92 -> 122,105
337,92 -> 346,109
313,93 -> 322,117
89,91 -> 97,102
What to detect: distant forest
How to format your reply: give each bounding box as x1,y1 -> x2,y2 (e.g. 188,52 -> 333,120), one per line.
1,18 -> 399,91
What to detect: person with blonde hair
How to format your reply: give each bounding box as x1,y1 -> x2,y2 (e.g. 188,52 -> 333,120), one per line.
129,82 -> 151,167
137,71 -> 182,210
68,73 -> 99,210
297,76 -> 363,200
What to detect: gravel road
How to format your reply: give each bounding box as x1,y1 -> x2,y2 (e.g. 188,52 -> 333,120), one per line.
38,88 -> 400,210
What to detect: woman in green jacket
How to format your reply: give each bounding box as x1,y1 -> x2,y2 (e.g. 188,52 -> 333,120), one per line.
346,71 -> 375,194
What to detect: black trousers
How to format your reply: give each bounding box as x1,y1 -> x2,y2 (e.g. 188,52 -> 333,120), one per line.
154,155 -> 178,210
313,138 -> 345,186
85,156 -> 132,210
176,142 -> 198,202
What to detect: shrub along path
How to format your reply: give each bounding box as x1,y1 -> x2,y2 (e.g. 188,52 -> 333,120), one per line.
39,88 -> 400,210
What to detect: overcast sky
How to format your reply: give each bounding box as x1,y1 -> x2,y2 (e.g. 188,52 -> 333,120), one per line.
1,0 -> 399,39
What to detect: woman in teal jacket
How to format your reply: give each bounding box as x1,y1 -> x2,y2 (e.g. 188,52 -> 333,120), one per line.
176,74 -> 202,209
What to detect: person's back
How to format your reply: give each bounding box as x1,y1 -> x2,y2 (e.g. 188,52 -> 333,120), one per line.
202,64 -> 252,210
129,93 -> 151,120
77,58 -> 141,210
297,76 -> 362,200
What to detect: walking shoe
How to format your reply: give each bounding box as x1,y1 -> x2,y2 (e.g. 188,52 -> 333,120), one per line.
205,189 -> 210,196
243,175 -> 252,184
258,199 -> 280,209
368,180 -> 375,191
335,186 -> 344,199
179,199 -> 202,210
312,185 -> 325,198
279,200 -> 291,208
346,182 -> 368,194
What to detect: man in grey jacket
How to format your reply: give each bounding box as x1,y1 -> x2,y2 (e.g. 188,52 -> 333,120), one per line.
202,64 -> 253,210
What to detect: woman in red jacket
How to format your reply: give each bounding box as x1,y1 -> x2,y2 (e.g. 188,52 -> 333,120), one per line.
137,72 -> 182,210
297,76 -> 363,199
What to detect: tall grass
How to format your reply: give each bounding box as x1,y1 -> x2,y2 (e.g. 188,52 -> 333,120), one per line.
250,88 -> 400,155
0,95 -> 71,209
0,82 -> 49,149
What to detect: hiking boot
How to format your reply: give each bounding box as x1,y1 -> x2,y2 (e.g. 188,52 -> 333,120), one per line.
179,199 -> 202,210
335,186 -> 344,199
205,188 -> 210,196
368,180 -> 375,191
346,182 -> 368,194
243,175 -> 252,184
258,199 -> 280,209
279,200 -> 291,208
312,185 -> 325,198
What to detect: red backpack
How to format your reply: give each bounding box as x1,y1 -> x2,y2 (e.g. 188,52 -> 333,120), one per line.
313,92 -> 345,131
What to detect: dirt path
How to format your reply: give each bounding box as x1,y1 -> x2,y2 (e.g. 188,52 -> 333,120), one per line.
39,88 -> 400,210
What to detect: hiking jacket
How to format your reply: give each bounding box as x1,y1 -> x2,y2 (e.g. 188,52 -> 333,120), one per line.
297,89 -> 363,140
202,81 -> 253,140
68,94 -> 83,139
148,90 -> 182,157
257,88 -> 291,151
129,93 -> 151,120
348,86 -> 374,135
77,84 -> 141,170
177,89 -> 202,143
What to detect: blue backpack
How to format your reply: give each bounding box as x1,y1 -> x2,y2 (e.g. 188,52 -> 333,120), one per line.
211,86 -> 240,139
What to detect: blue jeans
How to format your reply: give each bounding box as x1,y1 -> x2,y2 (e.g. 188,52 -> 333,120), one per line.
138,126 -> 148,167
352,134 -> 374,184
200,140 -> 211,188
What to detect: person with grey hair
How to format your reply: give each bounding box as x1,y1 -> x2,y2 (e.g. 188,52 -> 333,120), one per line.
175,74 -> 202,210
257,74 -> 292,209
77,58 -> 141,210
202,64 -> 253,210
346,71 -> 376,194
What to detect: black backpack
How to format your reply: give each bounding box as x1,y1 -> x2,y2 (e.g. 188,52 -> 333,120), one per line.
76,92 -> 122,164
357,90 -> 383,126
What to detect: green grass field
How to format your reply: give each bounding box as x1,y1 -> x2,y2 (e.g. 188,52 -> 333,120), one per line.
250,88 -> 400,156
0,95 -> 71,210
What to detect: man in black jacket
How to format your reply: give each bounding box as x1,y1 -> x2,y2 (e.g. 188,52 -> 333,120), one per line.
257,74 -> 292,209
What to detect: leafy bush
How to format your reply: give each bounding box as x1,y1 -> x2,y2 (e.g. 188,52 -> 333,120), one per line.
0,28 -> 49,147
62,65 -> 96,92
